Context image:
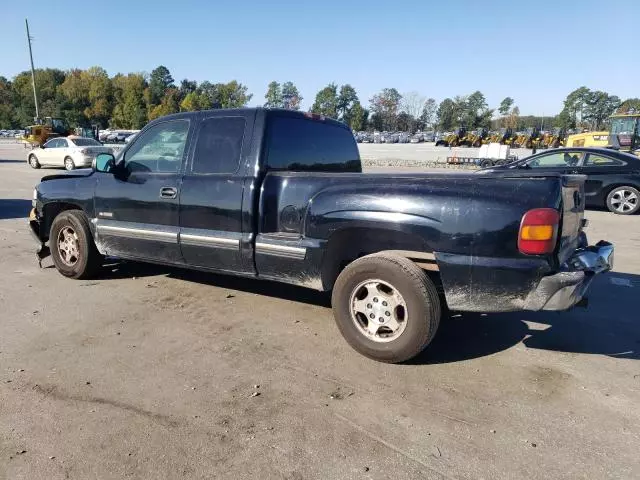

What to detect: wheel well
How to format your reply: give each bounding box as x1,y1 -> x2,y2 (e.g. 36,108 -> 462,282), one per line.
321,227 -> 437,290
42,203 -> 84,241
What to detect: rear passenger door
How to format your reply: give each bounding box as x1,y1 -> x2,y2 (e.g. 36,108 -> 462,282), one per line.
178,113 -> 254,273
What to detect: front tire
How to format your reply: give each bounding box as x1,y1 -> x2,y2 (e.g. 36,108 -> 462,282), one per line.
64,157 -> 75,171
50,210 -> 103,279
606,186 -> 640,215
331,254 -> 441,363
28,154 -> 41,169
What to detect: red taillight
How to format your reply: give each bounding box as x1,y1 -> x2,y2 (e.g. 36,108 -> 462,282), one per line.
518,208 -> 560,255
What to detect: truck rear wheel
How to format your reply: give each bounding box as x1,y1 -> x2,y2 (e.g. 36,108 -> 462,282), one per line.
331,254 -> 441,363
50,210 -> 103,279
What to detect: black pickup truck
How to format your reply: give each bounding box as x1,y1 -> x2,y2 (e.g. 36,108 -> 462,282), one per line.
28,108 -> 614,362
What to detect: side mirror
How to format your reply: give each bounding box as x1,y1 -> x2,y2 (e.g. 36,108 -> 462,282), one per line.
94,153 -> 115,173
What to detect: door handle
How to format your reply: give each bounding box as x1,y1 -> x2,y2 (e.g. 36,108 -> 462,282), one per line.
159,187 -> 177,199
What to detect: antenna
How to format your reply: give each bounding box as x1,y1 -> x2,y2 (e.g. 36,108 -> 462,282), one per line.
25,18 -> 39,120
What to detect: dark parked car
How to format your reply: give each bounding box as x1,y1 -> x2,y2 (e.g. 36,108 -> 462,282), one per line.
479,147 -> 640,215
28,109 -> 613,363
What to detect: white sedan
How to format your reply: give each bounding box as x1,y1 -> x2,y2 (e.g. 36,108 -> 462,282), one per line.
27,136 -> 113,170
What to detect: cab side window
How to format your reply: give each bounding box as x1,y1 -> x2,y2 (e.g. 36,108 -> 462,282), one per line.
123,120 -> 190,173
192,117 -> 245,174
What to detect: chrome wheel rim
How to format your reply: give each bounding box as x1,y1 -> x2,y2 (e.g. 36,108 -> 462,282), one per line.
29,156 -> 37,167
611,189 -> 638,213
349,279 -> 408,343
57,226 -> 80,266
64,158 -> 73,170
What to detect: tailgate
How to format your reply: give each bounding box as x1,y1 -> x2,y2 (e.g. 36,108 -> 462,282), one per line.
557,174 -> 586,265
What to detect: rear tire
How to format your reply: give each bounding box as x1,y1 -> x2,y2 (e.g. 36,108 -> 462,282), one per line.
64,157 -> 75,171
28,154 -> 41,169
331,254 -> 441,363
606,186 -> 640,215
50,210 -> 103,279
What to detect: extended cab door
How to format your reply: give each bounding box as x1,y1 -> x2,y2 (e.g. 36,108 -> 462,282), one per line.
93,118 -> 191,263
178,112 -> 255,273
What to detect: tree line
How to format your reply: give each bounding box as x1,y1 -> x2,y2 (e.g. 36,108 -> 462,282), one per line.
0,64 -> 638,132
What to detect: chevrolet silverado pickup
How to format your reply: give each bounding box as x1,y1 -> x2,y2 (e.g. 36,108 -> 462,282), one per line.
28,108 -> 614,363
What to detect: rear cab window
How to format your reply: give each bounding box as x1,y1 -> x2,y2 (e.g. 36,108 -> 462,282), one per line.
265,113 -> 361,172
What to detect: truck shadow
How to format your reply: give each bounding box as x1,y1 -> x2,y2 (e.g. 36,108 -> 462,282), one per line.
98,261 -> 638,364
0,199 -> 33,220
414,272 -> 640,364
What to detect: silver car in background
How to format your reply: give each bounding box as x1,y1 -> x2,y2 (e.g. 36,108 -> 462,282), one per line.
27,136 -> 113,170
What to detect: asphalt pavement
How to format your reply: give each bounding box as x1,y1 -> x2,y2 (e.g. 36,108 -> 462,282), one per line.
1,142 -> 639,480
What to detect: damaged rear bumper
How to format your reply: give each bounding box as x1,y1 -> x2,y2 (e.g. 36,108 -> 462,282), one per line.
523,241 -> 614,311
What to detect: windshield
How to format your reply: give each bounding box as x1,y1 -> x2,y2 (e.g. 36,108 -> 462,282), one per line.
610,117 -> 639,135
71,138 -> 101,146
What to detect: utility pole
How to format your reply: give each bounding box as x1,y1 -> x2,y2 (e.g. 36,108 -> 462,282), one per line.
25,18 -> 39,120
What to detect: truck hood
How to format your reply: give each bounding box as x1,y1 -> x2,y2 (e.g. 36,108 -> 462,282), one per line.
40,168 -> 94,182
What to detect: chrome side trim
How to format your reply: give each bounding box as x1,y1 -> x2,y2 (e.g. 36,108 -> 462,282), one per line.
256,242 -> 307,260
96,220 -> 178,244
180,233 -> 239,250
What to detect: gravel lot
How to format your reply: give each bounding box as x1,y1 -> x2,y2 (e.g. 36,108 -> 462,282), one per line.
1,141 -> 639,480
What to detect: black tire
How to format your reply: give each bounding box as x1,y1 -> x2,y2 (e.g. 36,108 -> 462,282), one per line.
50,210 -> 103,279
331,253 -> 441,363
64,157 -> 75,171
28,154 -> 41,169
480,159 -> 493,168
606,186 -> 640,215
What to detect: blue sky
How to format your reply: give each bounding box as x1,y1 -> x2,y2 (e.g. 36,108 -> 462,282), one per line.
1,0 -> 637,115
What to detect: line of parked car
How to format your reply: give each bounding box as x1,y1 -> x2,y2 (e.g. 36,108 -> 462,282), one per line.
98,130 -> 139,144
355,131 -> 437,144
0,129 -> 24,138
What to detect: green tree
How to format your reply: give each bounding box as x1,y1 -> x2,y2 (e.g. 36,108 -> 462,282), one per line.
179,79 -> 197,98
498,97 -> 514,116
561,86 -> 591,127
369,88 -> 402,130
0,76 -> 14,128
264,81 -> 282,107
337,84 -> 358,121
180,91 -> 209,111
12,68 -> 66,126
348,101 -> 365,131
82,67 -> 113,127
149,88 -> 180,120
464,91 -> 492,128
197,80 -> 251,109
437,98 -> 457,130
617,98 -> 640,114
311,83 -> 338,118
149,65 -> 174,105
396,112 -> 414,132
282,81 -> 302,110
418,98 -> 437,130
111,73 -> 147,128
584,91 -> 620,130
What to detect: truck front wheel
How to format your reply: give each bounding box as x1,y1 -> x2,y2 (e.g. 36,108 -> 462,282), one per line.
50,210 -> 103,279
332,254 -> 441,363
